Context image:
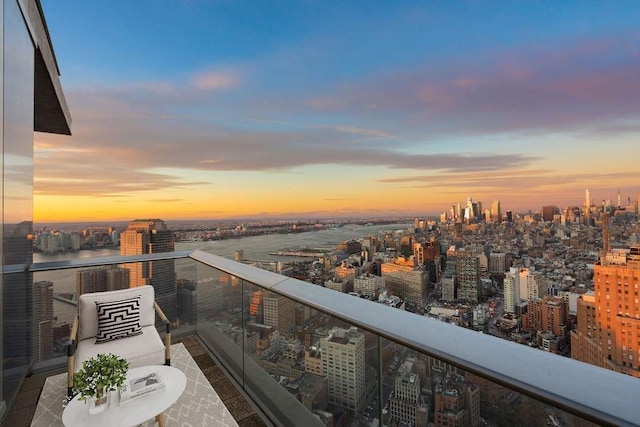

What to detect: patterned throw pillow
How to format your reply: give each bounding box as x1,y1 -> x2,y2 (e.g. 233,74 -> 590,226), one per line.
95,296 -> 143,343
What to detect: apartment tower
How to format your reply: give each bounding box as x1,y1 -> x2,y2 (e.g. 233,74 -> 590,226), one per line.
262,293 -> 296,334
456,251 -> 480,305
120,219 -> 177,321
319,327 -> 366,411
571,246 -> 640,377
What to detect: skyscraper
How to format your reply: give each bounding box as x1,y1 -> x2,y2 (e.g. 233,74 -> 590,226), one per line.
32,281 -> 54,362
503,268 -> 519,314
319,327 -> 366,411
120,219 -> 177,321
456,251 -> 480,305
519,268 -> 546,301
263,293 -> 295,333
389,357 -> 429,427
76,267 -> 130,297
465,197 -> 475,223
571,246 -> 640,377
542,205 -> 555,222
585,189 -> 590,210
584,189 -> 591,225
491,200 -> 501,223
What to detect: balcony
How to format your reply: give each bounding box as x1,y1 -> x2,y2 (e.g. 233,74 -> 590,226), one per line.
3,250 -> 640,426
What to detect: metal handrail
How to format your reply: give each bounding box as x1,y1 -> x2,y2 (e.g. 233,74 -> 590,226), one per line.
188,249 -> 639,427
22,250 -> 192,273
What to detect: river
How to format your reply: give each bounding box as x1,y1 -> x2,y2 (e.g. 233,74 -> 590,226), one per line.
35,223 -> 410,324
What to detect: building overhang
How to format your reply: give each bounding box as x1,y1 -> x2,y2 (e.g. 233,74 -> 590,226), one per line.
24,0 -> 72,135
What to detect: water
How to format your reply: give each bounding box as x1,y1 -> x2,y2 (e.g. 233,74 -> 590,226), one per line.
173,223 -> 409,261
37,223 -> 410,324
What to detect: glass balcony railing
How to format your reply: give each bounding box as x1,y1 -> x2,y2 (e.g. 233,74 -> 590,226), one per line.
18,249 -> 640,427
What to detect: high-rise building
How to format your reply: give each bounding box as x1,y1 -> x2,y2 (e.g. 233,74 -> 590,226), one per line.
542,205 -> 556,222
570,292 -> 602,368
433,380 -> 480,427
32,281 -> 54,362
177,279 -> 197,325
505,210 -> 513,222
76,267 -> 130,296
518,268 -> 546,301
488,252 -> 506,274
503,268 -> 519,313
263,293 -> 295,334
585,189 -> 591,224
456,251 -> 480,305
389,357 -> 429,427
465,197 -> 475,223
491,200 -> 502,223
441,275 -> 456,302
571,246 -> 640,377
120,219 -> 177,321
522,296 -> 568,339
413,239 -> 442,280
381,261 -> 429,305
353,273 -> 384,297
585,189 -> 590,209
324,278 -> 351,293
334,261 -> 358,284
106,268 -> 130,291
319,327 -> 366,411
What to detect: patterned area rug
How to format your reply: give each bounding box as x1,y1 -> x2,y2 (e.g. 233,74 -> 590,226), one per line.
31,343 -> 238,427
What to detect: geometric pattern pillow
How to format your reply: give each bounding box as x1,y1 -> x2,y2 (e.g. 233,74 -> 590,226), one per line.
95,296 -> 142,344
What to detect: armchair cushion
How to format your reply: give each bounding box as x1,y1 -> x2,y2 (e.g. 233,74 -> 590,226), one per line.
95,296 -> 142,343
78,286 -> 156,341
75,325 -> 165,372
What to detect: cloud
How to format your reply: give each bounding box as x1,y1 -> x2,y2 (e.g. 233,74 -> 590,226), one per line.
35,85 -> 536,192
304,33 -> 640,136
34,31 -> 639,202
190,70 -> 240,90
332,125 -> 391,138
34,152 -> 210,197
147,198 -> 185,203
376,169 -> 640,207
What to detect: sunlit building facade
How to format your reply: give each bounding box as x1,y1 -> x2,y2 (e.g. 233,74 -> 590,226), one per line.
120,219 -> 177,321
572,247 -> 640,377
381,261 -> 428,305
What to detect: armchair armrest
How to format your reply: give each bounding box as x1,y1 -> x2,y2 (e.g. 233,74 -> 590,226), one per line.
67,315 -> 79,397
154,302 -> 171,365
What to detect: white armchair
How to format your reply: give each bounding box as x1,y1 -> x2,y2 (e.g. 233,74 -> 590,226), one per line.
67,286 -> 171,397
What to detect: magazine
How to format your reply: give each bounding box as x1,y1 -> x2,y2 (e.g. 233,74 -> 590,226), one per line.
120,371 -> 166,404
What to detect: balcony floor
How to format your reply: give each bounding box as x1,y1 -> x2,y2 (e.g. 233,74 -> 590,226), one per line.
2,337 -> 269,427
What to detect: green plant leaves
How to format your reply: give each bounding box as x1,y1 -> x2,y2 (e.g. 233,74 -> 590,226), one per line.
73,353 -> 130,401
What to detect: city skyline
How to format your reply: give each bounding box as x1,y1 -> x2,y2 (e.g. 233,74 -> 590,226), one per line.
35,1 -> 640,222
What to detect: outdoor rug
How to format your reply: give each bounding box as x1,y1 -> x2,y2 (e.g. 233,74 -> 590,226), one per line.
30,342 -> 238,427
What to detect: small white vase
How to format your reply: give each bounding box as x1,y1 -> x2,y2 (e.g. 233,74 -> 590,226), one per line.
88,389 -> 111,414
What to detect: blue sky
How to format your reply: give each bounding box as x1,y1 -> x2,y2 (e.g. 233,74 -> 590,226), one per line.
36,1 -> 640,221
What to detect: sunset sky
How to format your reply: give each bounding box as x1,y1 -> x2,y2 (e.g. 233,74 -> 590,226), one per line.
36,1 -> 640,222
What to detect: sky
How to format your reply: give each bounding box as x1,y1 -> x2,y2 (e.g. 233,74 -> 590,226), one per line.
35,1 -> 640,222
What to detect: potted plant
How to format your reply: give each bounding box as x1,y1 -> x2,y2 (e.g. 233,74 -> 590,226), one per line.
73,353 -> 129,414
